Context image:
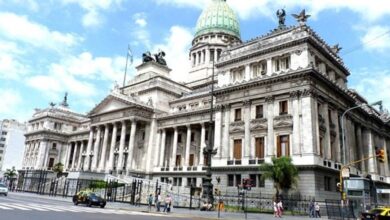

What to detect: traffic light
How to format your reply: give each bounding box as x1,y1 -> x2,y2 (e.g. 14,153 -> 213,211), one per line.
376,149 -> 386,163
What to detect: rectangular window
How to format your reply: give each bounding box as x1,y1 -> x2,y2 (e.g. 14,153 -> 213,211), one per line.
319,137 -> 323,157
277,135 -> 290,157
275,56 -> 290,71
191,132 -> 195,142
279,101 -> 288,115
235,174 -> 242,186
52,143 -> 57,150
0,144 -> 4,148
228,175 -> 234,187
233,139 -> 242,160
328,109 -> 332,124
255,105 -> 264,119
173,178 -> 178,186
210,49 -> 215,62
252,61 -> 267,77
205,130 -> 209,141
255,137 -> 265,159
249,174 -> 257,187
48,158 -> 55,169
178,134 -> 182,143
0,137 -> 6,141
235,108 -> 242,121
0,150 -> 3,154
258,175 -> 265,187
175,155 -> 181,167
324,176 -> 331,191
189,154 -> 194,166
1,131 -> 7,135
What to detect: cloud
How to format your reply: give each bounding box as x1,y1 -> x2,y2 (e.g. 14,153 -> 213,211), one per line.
61,0 -> 125,27
0,40 -> 29,80
0,88 -> 32,121
153,0 -> 390,21
133,13 -> 147,27
0,12 -> 82,52
153,26 -> 193,82
0,0 -> 39,12
352,69 -> 390,111
360,26 -> 390,52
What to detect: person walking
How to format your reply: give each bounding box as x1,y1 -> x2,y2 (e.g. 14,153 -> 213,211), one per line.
155,193 -> 161,212
309,199 -> 315,218
163,194 -> 170,213
147,194 -> 153,212
273,199 -> 278,217
277,199 -> 283,218
315,202 -> 321,218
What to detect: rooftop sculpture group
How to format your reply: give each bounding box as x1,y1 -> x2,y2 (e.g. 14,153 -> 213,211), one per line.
142,50 -> 167,66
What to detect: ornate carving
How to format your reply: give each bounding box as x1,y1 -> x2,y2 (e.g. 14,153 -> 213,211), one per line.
242,100 -> 251,107
301,88 -> 317,98
223,104 -> 231,111
250,118 -> 268,131
273,115 -> 293,128
294,50 -> 302,55
142,51 -> 154,63
289,90 -> 301,99
229,121 -> 245,133
292,9 -> 311,26
265,96 -> 274,103
214,105 -> 222,111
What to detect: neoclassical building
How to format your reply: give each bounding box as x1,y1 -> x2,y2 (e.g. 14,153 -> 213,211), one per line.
21,0 -> 390,201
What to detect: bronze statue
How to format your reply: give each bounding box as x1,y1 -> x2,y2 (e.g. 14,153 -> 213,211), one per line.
154,50 -> 167,66
142,51 -> 154,63
292,9 -> 311,25
276,9 -> 286,28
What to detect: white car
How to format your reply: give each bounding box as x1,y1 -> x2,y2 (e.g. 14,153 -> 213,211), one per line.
0,183 -> 8,196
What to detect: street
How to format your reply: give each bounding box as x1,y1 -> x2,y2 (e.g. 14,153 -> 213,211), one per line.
0,193 -> 187,220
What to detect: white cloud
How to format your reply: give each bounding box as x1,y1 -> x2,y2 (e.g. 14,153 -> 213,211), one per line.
133,13 -> 147,27
0,0 -> 39,12
0,88 -> 32,121
360,26 -> 390,52
0,12 -> 82,52
154,0 -> 390,21
0,40 -> 29,80
352,69 -> 390,111
153,26 -> 193,82
61,0 -> 124,27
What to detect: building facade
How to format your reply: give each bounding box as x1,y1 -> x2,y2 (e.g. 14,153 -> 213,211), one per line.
21,0 -> 390,201
0,119 -> 26,171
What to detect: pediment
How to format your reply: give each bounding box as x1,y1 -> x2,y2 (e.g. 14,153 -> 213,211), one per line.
89,95 -> 133,116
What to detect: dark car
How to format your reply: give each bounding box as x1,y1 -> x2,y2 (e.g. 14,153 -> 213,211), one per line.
72,191 -> 106,208
361,207 -> 390,220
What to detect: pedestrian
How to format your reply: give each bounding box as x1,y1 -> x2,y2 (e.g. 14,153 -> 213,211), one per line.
147,194 -> 153,212
273,198 -> 278,217
277,199 -> 283,218
156,193 -> 161,212
163,194 -> 170,213
167,195 -> 173,213
315,202 -> 321,218
309,199 -> 315,218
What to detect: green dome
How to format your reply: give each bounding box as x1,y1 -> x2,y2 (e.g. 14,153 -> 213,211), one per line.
194,0 -> 240,39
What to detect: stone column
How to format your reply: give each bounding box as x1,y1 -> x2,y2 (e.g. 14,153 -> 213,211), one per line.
42,141 -> 49,168
214,106 -> 222,158
355,125 -> 364,172
77,141 -> 84,170
159,129 -> 166,167
291,91 -> 301,155
206,48 -> 210,63
92,126 -> 102,171
266,96 -> 275,156
323,103 -> 331,159
107,122 -> 117,172
333,111 -> 341,162
85,128 -> 94,170
71,142 -> 77,170
223,105 -> 230,158
199,123 -> 206,165
65,142 -> 72,169
153,129 -> 162,167
146,118 -> 157,172
366,130 -> 376,174
244,64 -> 251,81
243,100 -> 251,158
301,90 -> 317,154
98,125 -> 109,171
128,120 -> 137,170
118,121 -> 127,171
266,58 -> 272,76
185,125 -> 191,167
171,127 -> 178,167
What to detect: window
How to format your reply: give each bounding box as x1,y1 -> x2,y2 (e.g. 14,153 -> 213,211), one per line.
0,137 -> 5,141
235,174 -> 242,186
0,150 -> 3,154
175,155 -> 182,167
277,135 -> 290,157
324,176 -> 331,191
233,139 -> 242,160
234,108 -> 242,121
252,61 -> 267,77
319,137 -> 323,157
48,158 -> 55,169
255,137 -> 265,159
189,154 -> 194,166
173,177 -> 182,186
0,144 -> 4,148
191,132 -> 195,142
231,68 -> 244,82
178,134 -> 182,143
161,177 -> 169,183
255,105 -> 264,119
187,178 -> 196,187
210,49 -> 215,62
328,109 -> 333,124
52,143 -> 57,150
275,56 -> 290,71
249,174 -> 257,187
205,130 -> 209,141
1,131 -> 7,135
228,175 -> 234,187
54,122 -> 62,130
217,49 -> 222,61
72,126 -> 77,131
279,101 -> 288,115
142,131 -> 145,140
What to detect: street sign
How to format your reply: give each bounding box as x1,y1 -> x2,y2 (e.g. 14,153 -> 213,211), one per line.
341,167 -> 350,178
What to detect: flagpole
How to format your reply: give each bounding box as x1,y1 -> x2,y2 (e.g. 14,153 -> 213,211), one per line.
123,47 -> 130,88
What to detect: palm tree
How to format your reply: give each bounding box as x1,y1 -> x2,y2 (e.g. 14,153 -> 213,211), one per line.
4,167 -> 17,189
259,156 -> 299,199
52,162 -> 64,177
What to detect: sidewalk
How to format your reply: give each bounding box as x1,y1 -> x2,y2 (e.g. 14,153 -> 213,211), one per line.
10,192 -> 325,219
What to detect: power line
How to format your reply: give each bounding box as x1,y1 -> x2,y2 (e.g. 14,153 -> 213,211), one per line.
342,29 -> 390,56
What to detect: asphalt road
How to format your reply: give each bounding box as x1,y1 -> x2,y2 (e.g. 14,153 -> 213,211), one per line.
0,193 -> 190,220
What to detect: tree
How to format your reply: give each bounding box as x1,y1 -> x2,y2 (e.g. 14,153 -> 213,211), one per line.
259,157 -> 299,199
4,167 -> 17,189
52,162 -> 64,177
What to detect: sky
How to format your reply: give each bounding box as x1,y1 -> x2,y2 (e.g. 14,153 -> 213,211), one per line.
0,0 -> 390,122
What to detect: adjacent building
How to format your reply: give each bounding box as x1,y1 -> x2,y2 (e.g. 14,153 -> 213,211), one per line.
0,119 -> 26,171
20,0 -> 390,201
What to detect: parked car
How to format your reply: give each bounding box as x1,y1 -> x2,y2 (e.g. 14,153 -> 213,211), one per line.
0,183 -> 8,196
72,191 -> 106,208
361,207 -> 390,220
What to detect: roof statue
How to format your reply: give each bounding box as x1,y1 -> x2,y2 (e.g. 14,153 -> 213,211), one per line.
60,92 -> 69,107
276,9 -> 286,28
154,50 -> 167,66
142,51 -> 154,63
49,102 -> 56,108
331,44 -> 342,54
292,9 -> 311,25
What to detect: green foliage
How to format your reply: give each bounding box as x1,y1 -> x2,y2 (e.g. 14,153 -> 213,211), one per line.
259,157 -> 299,197
4,167 -> 17,179
87,180 -> 124,189
52,163 -> 64,174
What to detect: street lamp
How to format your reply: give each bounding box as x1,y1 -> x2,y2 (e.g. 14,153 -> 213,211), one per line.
341,100 -> 382,165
